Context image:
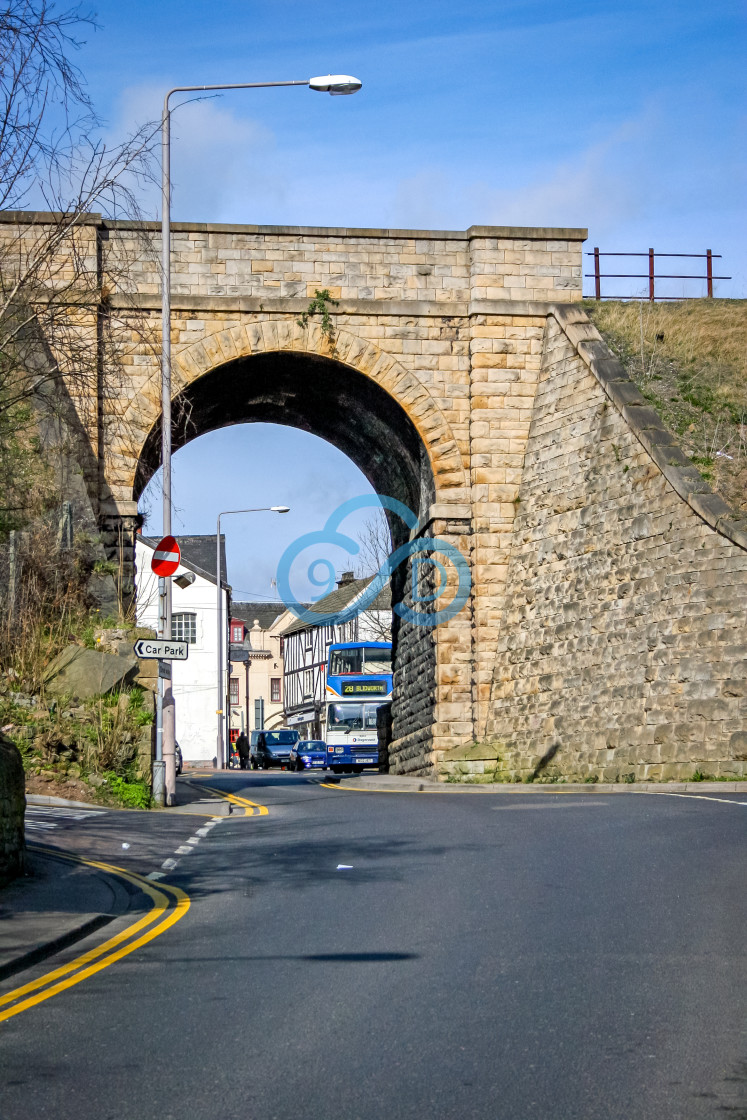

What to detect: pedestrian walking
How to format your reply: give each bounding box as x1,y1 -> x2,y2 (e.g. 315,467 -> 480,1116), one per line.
236,731 -> 250,770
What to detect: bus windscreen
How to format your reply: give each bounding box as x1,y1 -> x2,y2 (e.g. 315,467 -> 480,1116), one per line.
328,703 -> 363,730
329,647 -> 392,676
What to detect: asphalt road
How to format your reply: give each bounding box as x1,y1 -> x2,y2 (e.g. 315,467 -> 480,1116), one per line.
2,774 -> 746,1120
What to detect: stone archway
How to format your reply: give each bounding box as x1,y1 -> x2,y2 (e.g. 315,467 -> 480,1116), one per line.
117,321 -> 469,508
120,323 -> 474,776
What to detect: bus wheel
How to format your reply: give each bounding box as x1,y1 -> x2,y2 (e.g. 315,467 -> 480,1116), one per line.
353,766 -> 363,774
332,766 -> 343,774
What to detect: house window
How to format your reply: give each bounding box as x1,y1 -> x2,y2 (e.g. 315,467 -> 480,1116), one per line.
231,623 -> 243,643
172,612 -> 196,644
271,678 -> 281,703
229,678 -> 239,705
303,669 -> 313,698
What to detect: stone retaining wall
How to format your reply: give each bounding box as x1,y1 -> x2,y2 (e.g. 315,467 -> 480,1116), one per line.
0,735 -> 25,885
481,308 -> 747,782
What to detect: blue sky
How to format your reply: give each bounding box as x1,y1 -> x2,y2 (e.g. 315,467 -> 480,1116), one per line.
73,0 -> 746,599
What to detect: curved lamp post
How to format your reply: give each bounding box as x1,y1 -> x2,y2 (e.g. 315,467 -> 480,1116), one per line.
159,76 -> 361,801
216,506 -> 290,771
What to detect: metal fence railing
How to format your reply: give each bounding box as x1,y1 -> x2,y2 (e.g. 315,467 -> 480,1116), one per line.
586,248 -> 730,300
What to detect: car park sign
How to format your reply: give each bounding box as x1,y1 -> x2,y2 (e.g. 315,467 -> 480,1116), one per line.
151,535 -> 180,577
133,638 -> 189,661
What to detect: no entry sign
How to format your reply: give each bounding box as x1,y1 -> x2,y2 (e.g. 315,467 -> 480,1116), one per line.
151,535 -> 181,577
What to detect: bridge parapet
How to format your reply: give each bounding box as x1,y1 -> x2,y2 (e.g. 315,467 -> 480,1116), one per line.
103,220 -> 586,306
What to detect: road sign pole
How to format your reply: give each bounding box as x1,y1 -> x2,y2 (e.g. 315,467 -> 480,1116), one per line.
161,92 -> 177,808
216,516 -> 224,769
154,576 -> 165,805
163,668 -> 176,805
152,538 -> 181,804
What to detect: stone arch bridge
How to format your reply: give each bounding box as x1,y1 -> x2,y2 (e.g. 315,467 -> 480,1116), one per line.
7,213 -> 746,781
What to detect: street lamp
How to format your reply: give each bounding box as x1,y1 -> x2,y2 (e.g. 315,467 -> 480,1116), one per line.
159,76 -> 361,803
216,506 -> 290,770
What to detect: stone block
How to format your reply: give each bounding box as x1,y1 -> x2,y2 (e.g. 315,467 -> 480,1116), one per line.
45,645 -> 139,700
730,731 -> 747,760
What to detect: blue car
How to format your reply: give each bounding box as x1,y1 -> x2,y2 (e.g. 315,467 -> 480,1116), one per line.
290,740 -> 328,772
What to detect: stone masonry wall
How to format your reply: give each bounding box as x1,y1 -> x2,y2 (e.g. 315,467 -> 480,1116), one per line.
112,222 -> 584,305
390,511 -> 476,777
484,311 -> 747,782
0,734 -> 25,885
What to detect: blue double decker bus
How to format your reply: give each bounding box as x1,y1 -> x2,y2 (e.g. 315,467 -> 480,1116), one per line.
324,641 -> 392,773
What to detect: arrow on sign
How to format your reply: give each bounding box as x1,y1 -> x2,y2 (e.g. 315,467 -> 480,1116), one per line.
133,639 -> 189,661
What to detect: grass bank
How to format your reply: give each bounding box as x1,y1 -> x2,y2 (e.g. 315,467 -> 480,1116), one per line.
0,526 -> 155,809
1,683 -> 154,809
584,299 -> 747,515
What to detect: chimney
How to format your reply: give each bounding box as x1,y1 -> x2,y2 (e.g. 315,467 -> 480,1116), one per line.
337,570 -> 355,587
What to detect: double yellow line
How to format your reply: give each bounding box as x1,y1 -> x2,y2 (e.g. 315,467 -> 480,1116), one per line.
201,784 -> 268,816
0,849 -> 189,1024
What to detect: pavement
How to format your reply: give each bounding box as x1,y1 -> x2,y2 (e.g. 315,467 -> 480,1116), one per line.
0,846 -> 133,982
322,772 -> 747,794
0,777 -> 231,983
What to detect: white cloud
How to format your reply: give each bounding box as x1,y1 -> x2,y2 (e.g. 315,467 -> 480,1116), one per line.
110,83 -> 280,221
112,82 -> 744,292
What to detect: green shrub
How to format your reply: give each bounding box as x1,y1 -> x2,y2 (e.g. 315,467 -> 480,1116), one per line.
101,771 -> 152,809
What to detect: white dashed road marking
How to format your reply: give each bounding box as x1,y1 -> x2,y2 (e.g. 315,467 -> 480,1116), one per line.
157,813 -> 226,875
27,800 -> 227,879
26,807 -> 106,820
25,805 -> 108,831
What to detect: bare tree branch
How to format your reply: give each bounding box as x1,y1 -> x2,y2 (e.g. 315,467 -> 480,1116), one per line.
354,510 -> 393,641
0,1 -> 160,535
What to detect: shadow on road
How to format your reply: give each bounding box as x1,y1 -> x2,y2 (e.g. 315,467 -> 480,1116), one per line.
169,816 -> 485,903
138,951 -> 419,964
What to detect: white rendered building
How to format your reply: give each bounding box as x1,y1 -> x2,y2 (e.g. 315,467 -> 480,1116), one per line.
135,534 -> 229,767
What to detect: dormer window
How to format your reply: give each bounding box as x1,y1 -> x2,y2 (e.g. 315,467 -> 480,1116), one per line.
231,623 -> 244,643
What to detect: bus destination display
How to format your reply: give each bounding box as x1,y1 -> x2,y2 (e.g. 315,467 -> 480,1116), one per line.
341,680 -> 387,696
